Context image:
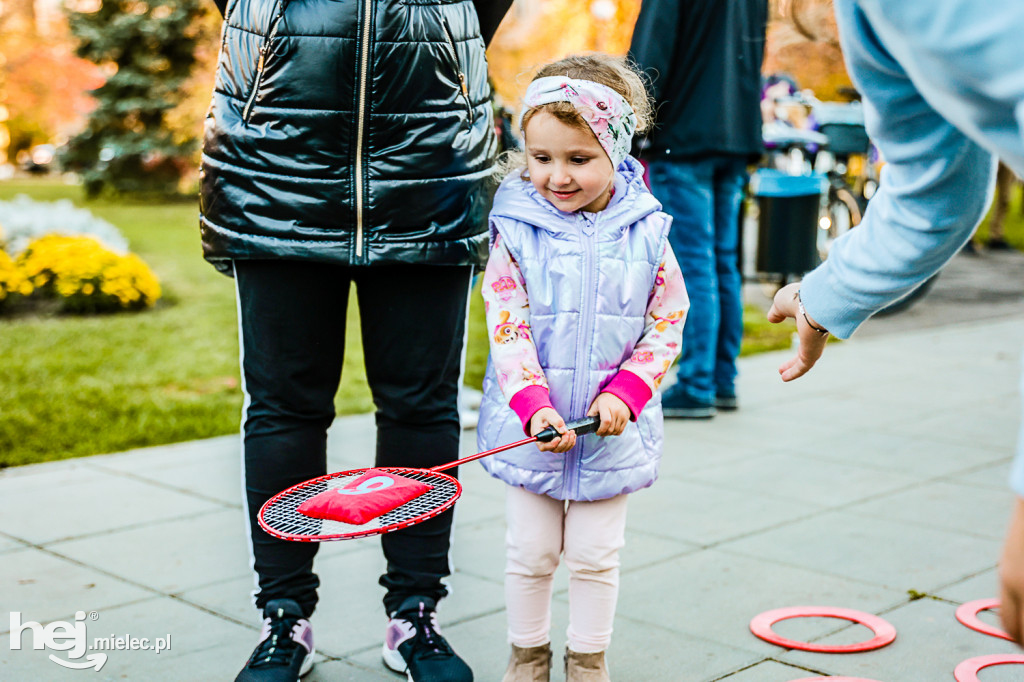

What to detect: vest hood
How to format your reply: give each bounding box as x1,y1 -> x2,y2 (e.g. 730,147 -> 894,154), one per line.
489,155 -> 662,241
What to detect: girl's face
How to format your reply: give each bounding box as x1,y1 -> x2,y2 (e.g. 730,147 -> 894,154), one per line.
523,111 -> 615,213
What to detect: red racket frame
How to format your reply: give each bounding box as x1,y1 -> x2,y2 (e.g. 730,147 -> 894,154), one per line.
258,416 -> 600,542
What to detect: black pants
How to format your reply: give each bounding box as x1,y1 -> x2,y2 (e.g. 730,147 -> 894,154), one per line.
234,259 -> 472,617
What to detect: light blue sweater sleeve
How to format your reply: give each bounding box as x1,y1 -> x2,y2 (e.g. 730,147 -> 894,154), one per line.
799,0 -> 1024,495
799,0 -> 1024,338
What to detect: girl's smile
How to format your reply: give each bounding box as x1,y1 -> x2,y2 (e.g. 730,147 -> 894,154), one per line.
523,111 -> 615,213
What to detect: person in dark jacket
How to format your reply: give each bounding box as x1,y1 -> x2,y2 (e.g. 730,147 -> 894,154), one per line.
628,0 -> 768,418
201,2 -> 512,681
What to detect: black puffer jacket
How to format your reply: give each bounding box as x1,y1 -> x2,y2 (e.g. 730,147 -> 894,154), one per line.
200,0 -> 502,273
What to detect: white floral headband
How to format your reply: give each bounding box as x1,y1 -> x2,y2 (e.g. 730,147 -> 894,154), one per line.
521,76 -> 637,169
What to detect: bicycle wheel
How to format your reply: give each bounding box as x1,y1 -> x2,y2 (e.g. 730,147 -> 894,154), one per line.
818,187 -> 861,259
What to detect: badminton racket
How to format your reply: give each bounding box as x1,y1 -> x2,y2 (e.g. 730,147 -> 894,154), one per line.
258,415 -> 601,542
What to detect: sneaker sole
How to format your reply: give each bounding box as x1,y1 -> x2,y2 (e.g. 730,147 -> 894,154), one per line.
663,406 -> 717,418
382,644 -> 412,680
299,650 -> 315,677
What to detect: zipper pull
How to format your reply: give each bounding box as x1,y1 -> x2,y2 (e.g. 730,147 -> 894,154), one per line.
458,73 -> 474,123
257,53 -> 265,72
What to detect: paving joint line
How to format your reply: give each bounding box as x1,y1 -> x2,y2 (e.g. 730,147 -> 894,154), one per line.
83,459 -> 241,510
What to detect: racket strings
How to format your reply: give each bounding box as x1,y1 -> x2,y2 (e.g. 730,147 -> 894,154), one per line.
260,468 -> 461,541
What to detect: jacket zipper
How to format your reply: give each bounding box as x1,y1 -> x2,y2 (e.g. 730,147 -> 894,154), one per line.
354,0 -> 373,259
566,213 -> 599,499
242,5 -> 286,124
441,17 -> 474,123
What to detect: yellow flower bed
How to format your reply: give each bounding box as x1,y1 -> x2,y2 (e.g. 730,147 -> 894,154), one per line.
0,249 -> 33,305
15,234 -> 161,313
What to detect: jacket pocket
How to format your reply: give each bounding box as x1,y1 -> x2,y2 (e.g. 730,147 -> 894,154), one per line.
242,2 -> 287,124
440,16 -> 474,124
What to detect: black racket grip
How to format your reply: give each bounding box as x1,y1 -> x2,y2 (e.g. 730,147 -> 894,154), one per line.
535,416 -> 602,443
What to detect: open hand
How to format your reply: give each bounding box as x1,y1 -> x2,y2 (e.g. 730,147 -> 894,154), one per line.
767,282 -> 830,381
587,393 -> 630,436
530,408 -> 576,453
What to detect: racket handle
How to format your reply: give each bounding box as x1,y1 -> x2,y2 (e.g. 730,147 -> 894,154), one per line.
535,416 -> 602,443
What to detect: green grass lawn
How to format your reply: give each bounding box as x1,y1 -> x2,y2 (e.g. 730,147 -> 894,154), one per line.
0,178 -> 808,467
974,178 -> 1024,249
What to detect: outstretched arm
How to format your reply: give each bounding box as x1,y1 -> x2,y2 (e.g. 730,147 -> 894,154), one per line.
768,0 -> 998,379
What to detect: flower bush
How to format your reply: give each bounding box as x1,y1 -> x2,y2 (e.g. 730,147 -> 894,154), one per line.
0,249 -> 33,307
16,234 -> 161,313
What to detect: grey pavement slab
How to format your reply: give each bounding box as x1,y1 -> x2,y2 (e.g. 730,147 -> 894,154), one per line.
88,435 -> 243,507
785,428 -> 1010,479
0,462 -> 226,545
615,549 -> 907,657
712,660 -> 831,681
47,509 -> 252,594
933,567 -> 1002,604
0,535 -> 26,554
885,399 -> 1022,453
952,459 -> 1017,491
0,547 -> 153,630
847,480 -> 1016,541
626,478 -> 824,546
685,452 -> 922,508
1,312 -> 1022,680
719,508 -> 1003,593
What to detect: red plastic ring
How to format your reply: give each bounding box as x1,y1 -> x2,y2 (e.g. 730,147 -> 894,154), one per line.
954,598 -> 1012,641
749,606 -> 897,653
954,654 -> 1024,681
790,678 -> 885,682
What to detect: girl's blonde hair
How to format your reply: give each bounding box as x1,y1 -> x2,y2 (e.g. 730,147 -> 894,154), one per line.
495,53 -> 654,179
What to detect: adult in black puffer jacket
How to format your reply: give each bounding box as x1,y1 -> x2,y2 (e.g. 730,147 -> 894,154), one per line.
203,3 -> 511,681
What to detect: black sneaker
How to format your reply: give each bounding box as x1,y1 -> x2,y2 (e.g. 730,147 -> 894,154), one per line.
661,385 -> 716,418
234,599 -> 314,682
382,596 -> 473,682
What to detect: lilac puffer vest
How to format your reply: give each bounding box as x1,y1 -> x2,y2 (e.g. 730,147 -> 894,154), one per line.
477,157 -> 671,501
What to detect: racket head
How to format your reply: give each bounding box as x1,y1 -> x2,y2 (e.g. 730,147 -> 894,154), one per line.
258,467 -> 462,542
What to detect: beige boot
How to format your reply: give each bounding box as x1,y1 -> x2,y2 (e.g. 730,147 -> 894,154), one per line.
564,647 -> 610,682
501,643 -> 552,682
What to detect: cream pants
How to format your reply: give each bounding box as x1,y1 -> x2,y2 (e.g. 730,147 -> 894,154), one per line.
504,485 -> 628,653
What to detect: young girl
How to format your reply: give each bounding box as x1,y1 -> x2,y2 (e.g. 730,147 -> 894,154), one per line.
477,54 -> 689,682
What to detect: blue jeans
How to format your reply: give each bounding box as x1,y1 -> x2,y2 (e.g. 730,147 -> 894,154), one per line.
647,156 -> 747,404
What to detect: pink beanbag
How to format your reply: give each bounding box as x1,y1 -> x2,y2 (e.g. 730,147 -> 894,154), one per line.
297,469 -> 433,525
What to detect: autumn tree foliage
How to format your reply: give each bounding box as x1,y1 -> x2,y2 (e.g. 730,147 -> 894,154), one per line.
487,0 -> 642,111
763,0 -> 853,100
62,0 -> 210,197
0,0 -> 101,164
487,0 -> 852,118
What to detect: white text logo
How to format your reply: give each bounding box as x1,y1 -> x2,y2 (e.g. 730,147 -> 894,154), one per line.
9,610 -> 171,672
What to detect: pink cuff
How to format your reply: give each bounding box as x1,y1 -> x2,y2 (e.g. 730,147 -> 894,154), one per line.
509,385 -> 555,434
602,370 -> 652,421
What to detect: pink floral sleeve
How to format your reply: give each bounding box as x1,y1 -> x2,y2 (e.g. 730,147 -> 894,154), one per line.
481,235 -> 553,429
602,243 -> 689,418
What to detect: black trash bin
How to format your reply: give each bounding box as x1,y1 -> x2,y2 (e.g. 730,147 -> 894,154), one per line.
751,169 -> 826,276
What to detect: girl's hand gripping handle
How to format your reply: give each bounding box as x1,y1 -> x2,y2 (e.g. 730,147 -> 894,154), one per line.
535,416 -> 601,443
